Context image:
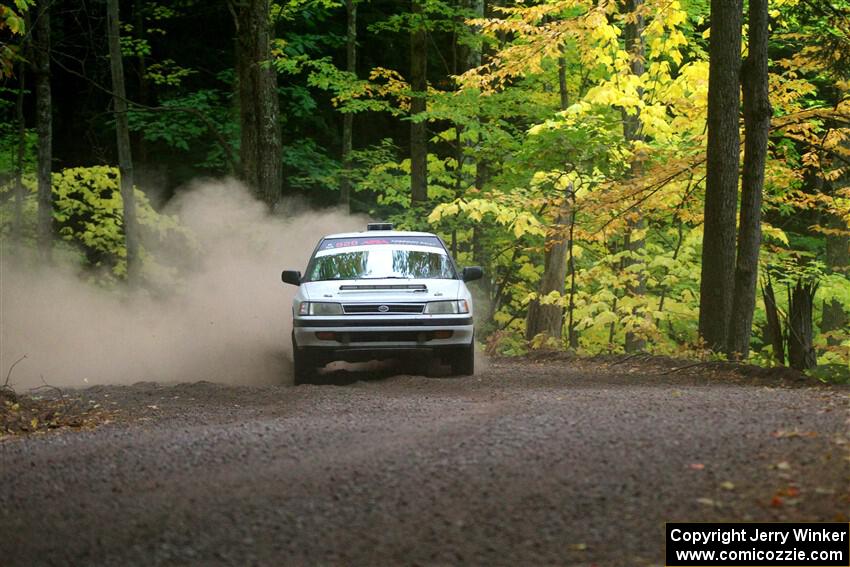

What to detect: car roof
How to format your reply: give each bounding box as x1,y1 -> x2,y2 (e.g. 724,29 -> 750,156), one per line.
322,230 -> 438,239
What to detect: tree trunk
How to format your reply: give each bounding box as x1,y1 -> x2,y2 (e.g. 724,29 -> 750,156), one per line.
13,58 -> 26,243
762,276 -> 785,365
821,297 -> 848,345
460,0 -> 484,70
566,206 -> 579,349
107,0 -> 141,285
454,0 -> 484,191
467,0 -> 487,285
822,213 -> 849,343
469,0 -> 491,305
558,55 -> 568,110
234,0 -> 282,208
526,205 -> 570,341
727,0 -> 771,360
33,0 -> 52,260
787,279 -> 818,371
621,0 -> 646,353
409,0 -> 428,204
558,54 -> 580,350
526,52 -> 573,344
340,0 -> 356,211
698,0 -> 742,351
134,0 -> 149,166
470,0 -> 487,198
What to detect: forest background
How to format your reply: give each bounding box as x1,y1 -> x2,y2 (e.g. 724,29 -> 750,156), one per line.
1,0 -> 848,379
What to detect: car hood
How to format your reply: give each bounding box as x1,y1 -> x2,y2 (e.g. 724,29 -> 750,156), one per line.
301,278 -> 462,303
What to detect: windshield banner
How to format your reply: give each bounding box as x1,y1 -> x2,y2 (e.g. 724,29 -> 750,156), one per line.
320,236 -> 444,250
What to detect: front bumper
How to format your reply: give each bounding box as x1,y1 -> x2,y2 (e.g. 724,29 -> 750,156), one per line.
293,315 -> 473,360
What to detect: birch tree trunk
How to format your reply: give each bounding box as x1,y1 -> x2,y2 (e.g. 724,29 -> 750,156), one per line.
107,0 -> 141,285
698,0 -> 742,351
727,0 -> 771,359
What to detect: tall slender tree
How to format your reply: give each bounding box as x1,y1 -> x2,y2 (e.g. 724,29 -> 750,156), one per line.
32,0 -> 52,260
526,56 -> 572,342
410,0 -> 428,204
698,0 -> 742,351
12,57 -> 26,242
728,0 -> 771,359
621,0 -> 647,353
340,0 -> 357,211
231,0 -> 283,207
107,0 -> 141,285
466,0 -> 493,315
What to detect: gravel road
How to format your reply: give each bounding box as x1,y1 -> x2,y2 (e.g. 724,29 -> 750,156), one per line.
2,357 -> 848,566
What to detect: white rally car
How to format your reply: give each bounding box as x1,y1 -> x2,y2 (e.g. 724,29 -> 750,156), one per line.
281,223 -> 483,384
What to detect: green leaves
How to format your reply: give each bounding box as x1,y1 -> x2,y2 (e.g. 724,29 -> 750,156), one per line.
125,90 -> 236,171
429,198 -> 546,238
0,0 -> 32,78
49,167 -> 194,282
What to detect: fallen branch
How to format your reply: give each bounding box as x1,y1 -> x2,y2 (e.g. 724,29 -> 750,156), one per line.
661,361 -> 711,374
610,352 -> 650,366
3,354 -> 27,388
31,375 -> 64,398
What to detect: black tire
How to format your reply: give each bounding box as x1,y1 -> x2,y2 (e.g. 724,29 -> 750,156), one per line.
449,342 -> 475,376
292,334 -> 314,385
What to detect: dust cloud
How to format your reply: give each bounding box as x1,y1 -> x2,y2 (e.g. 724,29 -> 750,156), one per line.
0,179 -> 366,388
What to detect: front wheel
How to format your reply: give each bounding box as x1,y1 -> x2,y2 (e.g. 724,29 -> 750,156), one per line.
449,342 -> 475,376
292,335 -> 315,385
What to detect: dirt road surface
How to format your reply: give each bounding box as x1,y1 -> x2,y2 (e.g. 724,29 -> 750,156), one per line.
2,357 -> 848,566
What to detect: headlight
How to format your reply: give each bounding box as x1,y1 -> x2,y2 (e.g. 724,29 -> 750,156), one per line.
297,302 -> 343,316
424,300 -> 469,314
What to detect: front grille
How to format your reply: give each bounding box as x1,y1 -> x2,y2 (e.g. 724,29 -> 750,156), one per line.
339,284 -> 427,291
343,303 -> 425,314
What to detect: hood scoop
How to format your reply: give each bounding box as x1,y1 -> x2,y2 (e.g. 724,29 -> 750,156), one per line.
339,284 -> 427,291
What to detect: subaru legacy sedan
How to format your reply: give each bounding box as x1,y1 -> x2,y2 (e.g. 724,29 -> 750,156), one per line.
281,223 -> 482,384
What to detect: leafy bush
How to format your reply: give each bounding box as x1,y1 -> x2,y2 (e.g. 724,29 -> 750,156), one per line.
2,166 -> 195,283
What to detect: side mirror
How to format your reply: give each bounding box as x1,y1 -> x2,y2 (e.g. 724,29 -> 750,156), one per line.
281,270 -> 302,286
462,266 -> 483,282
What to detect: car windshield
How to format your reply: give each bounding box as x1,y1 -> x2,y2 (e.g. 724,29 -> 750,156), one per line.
306,238 -> 455,281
